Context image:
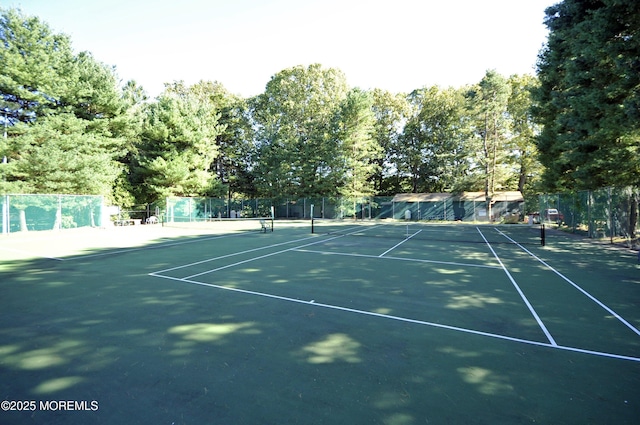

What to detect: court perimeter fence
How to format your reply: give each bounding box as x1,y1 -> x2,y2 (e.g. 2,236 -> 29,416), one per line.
538,186 -> 640,243
1,194 -> 103,234
2,187 -> 637,245
159,188 -> 639,244
159,194 -> 524,224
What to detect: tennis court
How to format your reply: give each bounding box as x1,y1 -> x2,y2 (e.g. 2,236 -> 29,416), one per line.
1,220 -> 639,424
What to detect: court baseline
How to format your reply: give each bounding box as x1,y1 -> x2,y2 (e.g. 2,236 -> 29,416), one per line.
149,231 -> 640,363
496,228 -> 640,338
150,272 -> 640,363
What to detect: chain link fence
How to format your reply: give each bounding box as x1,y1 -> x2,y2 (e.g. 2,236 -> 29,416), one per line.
537,186 -> 639,244
159,193 -> 525,223
3,190 -> 636,246
1,194 -> 104,234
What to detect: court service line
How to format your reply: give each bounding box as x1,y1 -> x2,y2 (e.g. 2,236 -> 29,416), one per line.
293,248 -> 502,269
152,234 -> 319,275
173,226 -> 392,279
149,272 -> 640,363
378,230 -> 422,257
180,234 -> 349,280
477,227 -> 558,347
496,229 -> 640,338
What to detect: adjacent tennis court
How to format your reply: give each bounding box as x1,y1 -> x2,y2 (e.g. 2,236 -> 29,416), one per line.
1,220 -> 639,424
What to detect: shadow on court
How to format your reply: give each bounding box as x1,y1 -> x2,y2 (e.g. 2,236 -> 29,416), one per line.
0,228 -> 639,424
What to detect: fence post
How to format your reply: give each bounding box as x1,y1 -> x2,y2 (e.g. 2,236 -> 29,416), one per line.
608,187 -> 613,243
2,194 -> 8,234
587,190 -> 594,238
56,194 -> 62,231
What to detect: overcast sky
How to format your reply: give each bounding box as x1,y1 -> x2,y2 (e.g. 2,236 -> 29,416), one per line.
8,0 -> 558,98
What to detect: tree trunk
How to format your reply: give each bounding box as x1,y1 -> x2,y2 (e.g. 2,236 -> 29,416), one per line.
518,167 -> 527,193
19,209 -> 28,232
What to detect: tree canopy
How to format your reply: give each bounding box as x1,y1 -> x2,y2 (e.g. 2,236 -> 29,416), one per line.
534,0 -> 640,190
3,5 -> 594,210
1,8 -> 130,199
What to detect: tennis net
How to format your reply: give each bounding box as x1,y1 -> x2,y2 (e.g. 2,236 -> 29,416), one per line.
311,219 -> 545,246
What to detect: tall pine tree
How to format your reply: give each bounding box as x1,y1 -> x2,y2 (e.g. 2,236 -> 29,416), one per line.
534,0 -> 640,190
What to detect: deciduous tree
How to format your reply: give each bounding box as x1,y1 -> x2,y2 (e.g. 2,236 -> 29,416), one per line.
398,86 -> 470,193
370,89 -> 410,195
251,64 -> 349,198
467,70 -> 511,219
334,88 -> 381,199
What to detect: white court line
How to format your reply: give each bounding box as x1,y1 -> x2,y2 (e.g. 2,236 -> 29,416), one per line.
378,230 -> 422,257
149,272 -> 640,363
294,248 -> 502,269
181,234 -> 347,280
477,227 -> 558,346
148,227 -> 639,362
152,235 -> 319,275
496,228 -> 640,338
170,225 -> 390,279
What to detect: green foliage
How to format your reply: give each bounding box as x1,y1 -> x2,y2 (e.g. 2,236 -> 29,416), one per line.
6,113 -> 123,195
334,88 -> 381,198
400,86 -> 471,193
467,70 -> 512,197
370,89 -> 410,194
0,9 -> 124,123
61,51 -> 124,121
507,74 -> 543,195
0,8 -> 75,122
134,84 -> 223,202
1,8 -> 129,198
251,64 -> 349,198
0,7 -> 547,207
191,81 -> 256,197
534,0 -> 640,190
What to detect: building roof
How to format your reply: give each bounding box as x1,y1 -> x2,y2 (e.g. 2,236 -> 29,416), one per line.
391,191 -> 523,203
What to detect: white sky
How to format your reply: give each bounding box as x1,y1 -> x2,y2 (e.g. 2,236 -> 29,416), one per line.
7,0 -> 558,98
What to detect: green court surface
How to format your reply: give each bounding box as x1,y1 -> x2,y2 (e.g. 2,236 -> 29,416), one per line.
1,221 -> 639,424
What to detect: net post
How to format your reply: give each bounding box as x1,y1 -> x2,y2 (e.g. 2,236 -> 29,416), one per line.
541,223 -> 546,246
310,204 -> 314,234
